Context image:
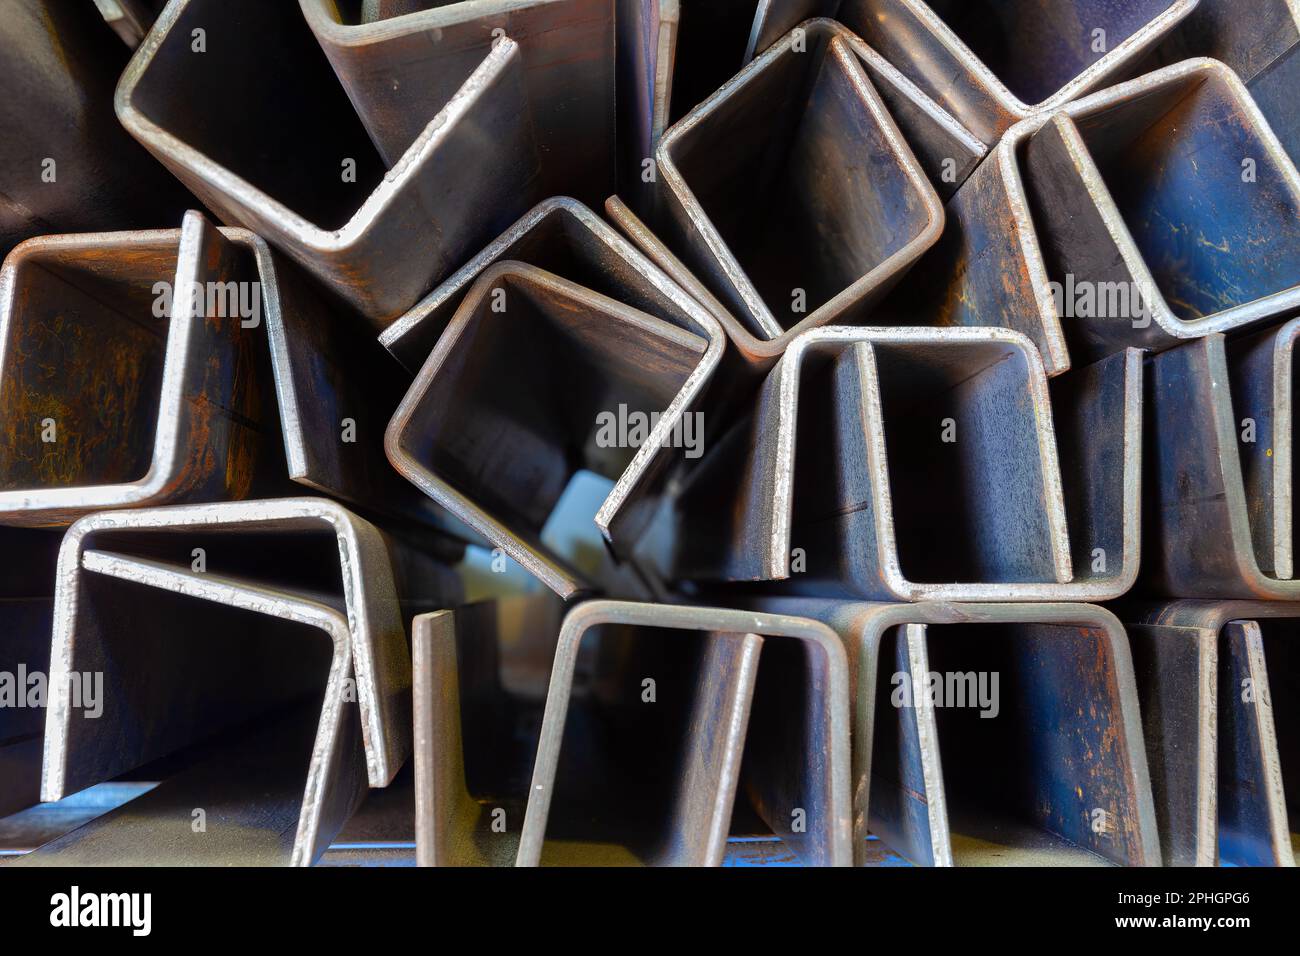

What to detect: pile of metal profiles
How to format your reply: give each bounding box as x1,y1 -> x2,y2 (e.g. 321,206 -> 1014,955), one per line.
875,57 -> 1300,375
0,211 -> 456,533
4,1 -> 1300,872
1125,601 -> 1299,866
117,0 -> 542,325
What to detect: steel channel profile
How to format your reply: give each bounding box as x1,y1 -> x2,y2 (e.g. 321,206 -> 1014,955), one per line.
879,57 -> 1300,376
1125,600 -> 1300,866
755,598 -> 1160,866
1156,0 -> 1300,167
1016,58 -> 1300,362
834,0 -> 1199,145
0,212 -> 281,527
117,0 -> 542,326
514,600 -> 852,866
648,21 -> 945,368
412,595 -> 566,866
378,196 -> 725,379
741,16 -> 987,200
1145,324 -> 1300,598
1227,318 -> 1300,583
301,0 -> 615,204
35,497 -> 457,867
0,0 -> 192,257
667,328 -> 1143,602
0,210 -> 460,535
386,261 -> 713,599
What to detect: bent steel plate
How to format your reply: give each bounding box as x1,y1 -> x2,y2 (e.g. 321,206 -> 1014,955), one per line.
761,598 -> 1160,867
0,211 -> 461,535
669,326 -> 1100,601
1126,600 -> 1300,866
40,496 -> 443,866
386,262 -> 710,598
412,595 -> 592,866
880,58 -> 1300,374
0,212 -> 280,526
651,22 -> 944,366
42,552 -> 364,867
118,0 -> 540,325
516,600 -> 853,866
743,17 -> 987,199
1145,329 -> 1300,598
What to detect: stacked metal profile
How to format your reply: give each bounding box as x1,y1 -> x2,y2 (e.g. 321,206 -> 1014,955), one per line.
0,0 -> 1297,868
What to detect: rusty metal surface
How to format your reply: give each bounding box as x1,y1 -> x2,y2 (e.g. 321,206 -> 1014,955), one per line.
0,211 -> 464,536
1125,600 -> 1300,867
38,496 -> 459,866
761,598 -> 1159,866
118,0 -> 541,326
841,0 -> 1199,144
386,262 -> 712,598
650,21 -> 944,367
0,213 -> 280,526
516,600 -> 853,866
